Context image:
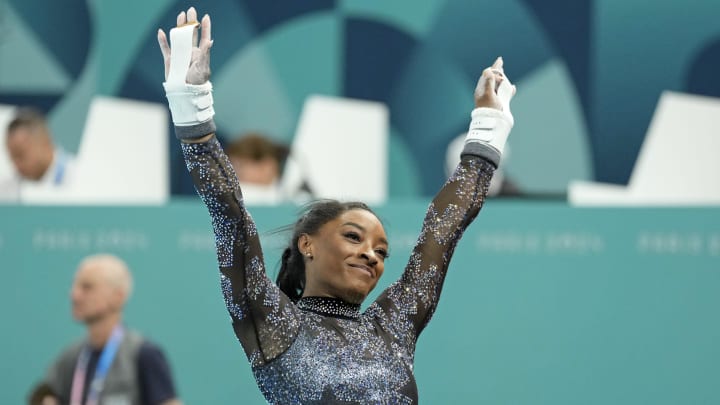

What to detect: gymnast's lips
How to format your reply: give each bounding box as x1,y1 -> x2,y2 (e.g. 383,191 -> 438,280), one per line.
348,263 -> 375,278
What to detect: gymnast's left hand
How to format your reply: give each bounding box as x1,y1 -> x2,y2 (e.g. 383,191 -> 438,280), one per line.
474,57 -> 516,112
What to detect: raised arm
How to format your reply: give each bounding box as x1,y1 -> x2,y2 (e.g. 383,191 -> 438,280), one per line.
372,58 -> 516,336
158,7 -> 299,367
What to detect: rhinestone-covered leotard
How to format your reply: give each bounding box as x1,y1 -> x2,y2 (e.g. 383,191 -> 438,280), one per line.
182,137 -> 494,404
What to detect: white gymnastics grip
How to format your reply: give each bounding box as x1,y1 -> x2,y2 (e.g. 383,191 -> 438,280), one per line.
162,23 -> 215,127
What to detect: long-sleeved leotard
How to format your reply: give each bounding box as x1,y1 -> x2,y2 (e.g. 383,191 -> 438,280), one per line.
182,137 -> 494,404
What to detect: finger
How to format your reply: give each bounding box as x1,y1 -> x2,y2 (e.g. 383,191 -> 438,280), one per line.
186,8 -> 199,46
192,26 -> 199,48
177,11 -> 186,27
491,56 -> 504,71
157,29 -> 170,58
485,72 -> 498,94
199,14 -> 213,50
157,29 -> 171,79
187,7 -> 198,23
477,67 -> 492,93
482,68 -> 496,96
491,69 -> 505,88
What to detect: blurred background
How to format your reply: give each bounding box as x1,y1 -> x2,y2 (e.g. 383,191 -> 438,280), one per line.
2,0 -> 718,198
1,0 -> 719,404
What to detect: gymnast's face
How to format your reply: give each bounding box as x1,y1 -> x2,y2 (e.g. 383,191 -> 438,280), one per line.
300,209 -> 389,304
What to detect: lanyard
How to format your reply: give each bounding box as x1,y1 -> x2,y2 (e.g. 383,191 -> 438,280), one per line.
53,150 -> 67,186
70,326 -> 124,405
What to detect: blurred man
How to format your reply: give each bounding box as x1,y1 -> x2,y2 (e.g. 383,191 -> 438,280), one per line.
1,108 -> 76,201
28,254 -> 182,405
225,132 -> 311,204
226,133 -> 287,187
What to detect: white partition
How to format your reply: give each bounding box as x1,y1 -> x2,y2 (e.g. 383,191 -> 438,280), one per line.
569,91 -> 720,206
0,105 -> 19,202
283,95 -> 389,205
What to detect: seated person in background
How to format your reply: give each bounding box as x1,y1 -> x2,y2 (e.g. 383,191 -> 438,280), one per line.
27,254 -> 182,405
225,132 -> 310,204
226,133 -> 287,186
0,108 -> 76,201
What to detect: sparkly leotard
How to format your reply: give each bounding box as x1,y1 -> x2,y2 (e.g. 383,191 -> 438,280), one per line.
182,137 -> 494,404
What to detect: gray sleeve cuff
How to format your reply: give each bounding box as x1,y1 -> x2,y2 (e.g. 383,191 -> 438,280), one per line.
460,141 -> 501,167
174,119 -> 217,140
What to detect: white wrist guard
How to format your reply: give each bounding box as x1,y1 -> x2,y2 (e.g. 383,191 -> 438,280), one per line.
163,81 -> 215,126
466,107 -> 513,154
162,23 -> 215,128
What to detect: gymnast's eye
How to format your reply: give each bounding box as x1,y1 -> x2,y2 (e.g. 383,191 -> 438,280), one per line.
344,232 -> 360,242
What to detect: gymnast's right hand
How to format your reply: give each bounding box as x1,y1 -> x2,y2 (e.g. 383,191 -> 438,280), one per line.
157,7 -> 216,140
157,6 -> 213,85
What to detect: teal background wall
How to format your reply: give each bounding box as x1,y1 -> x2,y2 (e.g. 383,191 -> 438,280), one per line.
1,201 -> 719,404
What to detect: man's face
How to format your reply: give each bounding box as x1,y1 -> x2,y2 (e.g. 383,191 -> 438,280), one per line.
6,127 -> 47,181
230,156 -> 279,185
70,263 -> 120,324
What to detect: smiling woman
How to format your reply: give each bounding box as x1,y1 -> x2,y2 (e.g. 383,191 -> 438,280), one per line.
278,200 -> 388,305
157,6 -> 516,404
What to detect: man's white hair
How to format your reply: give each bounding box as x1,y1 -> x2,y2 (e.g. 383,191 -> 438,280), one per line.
78,253 -> 133,299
